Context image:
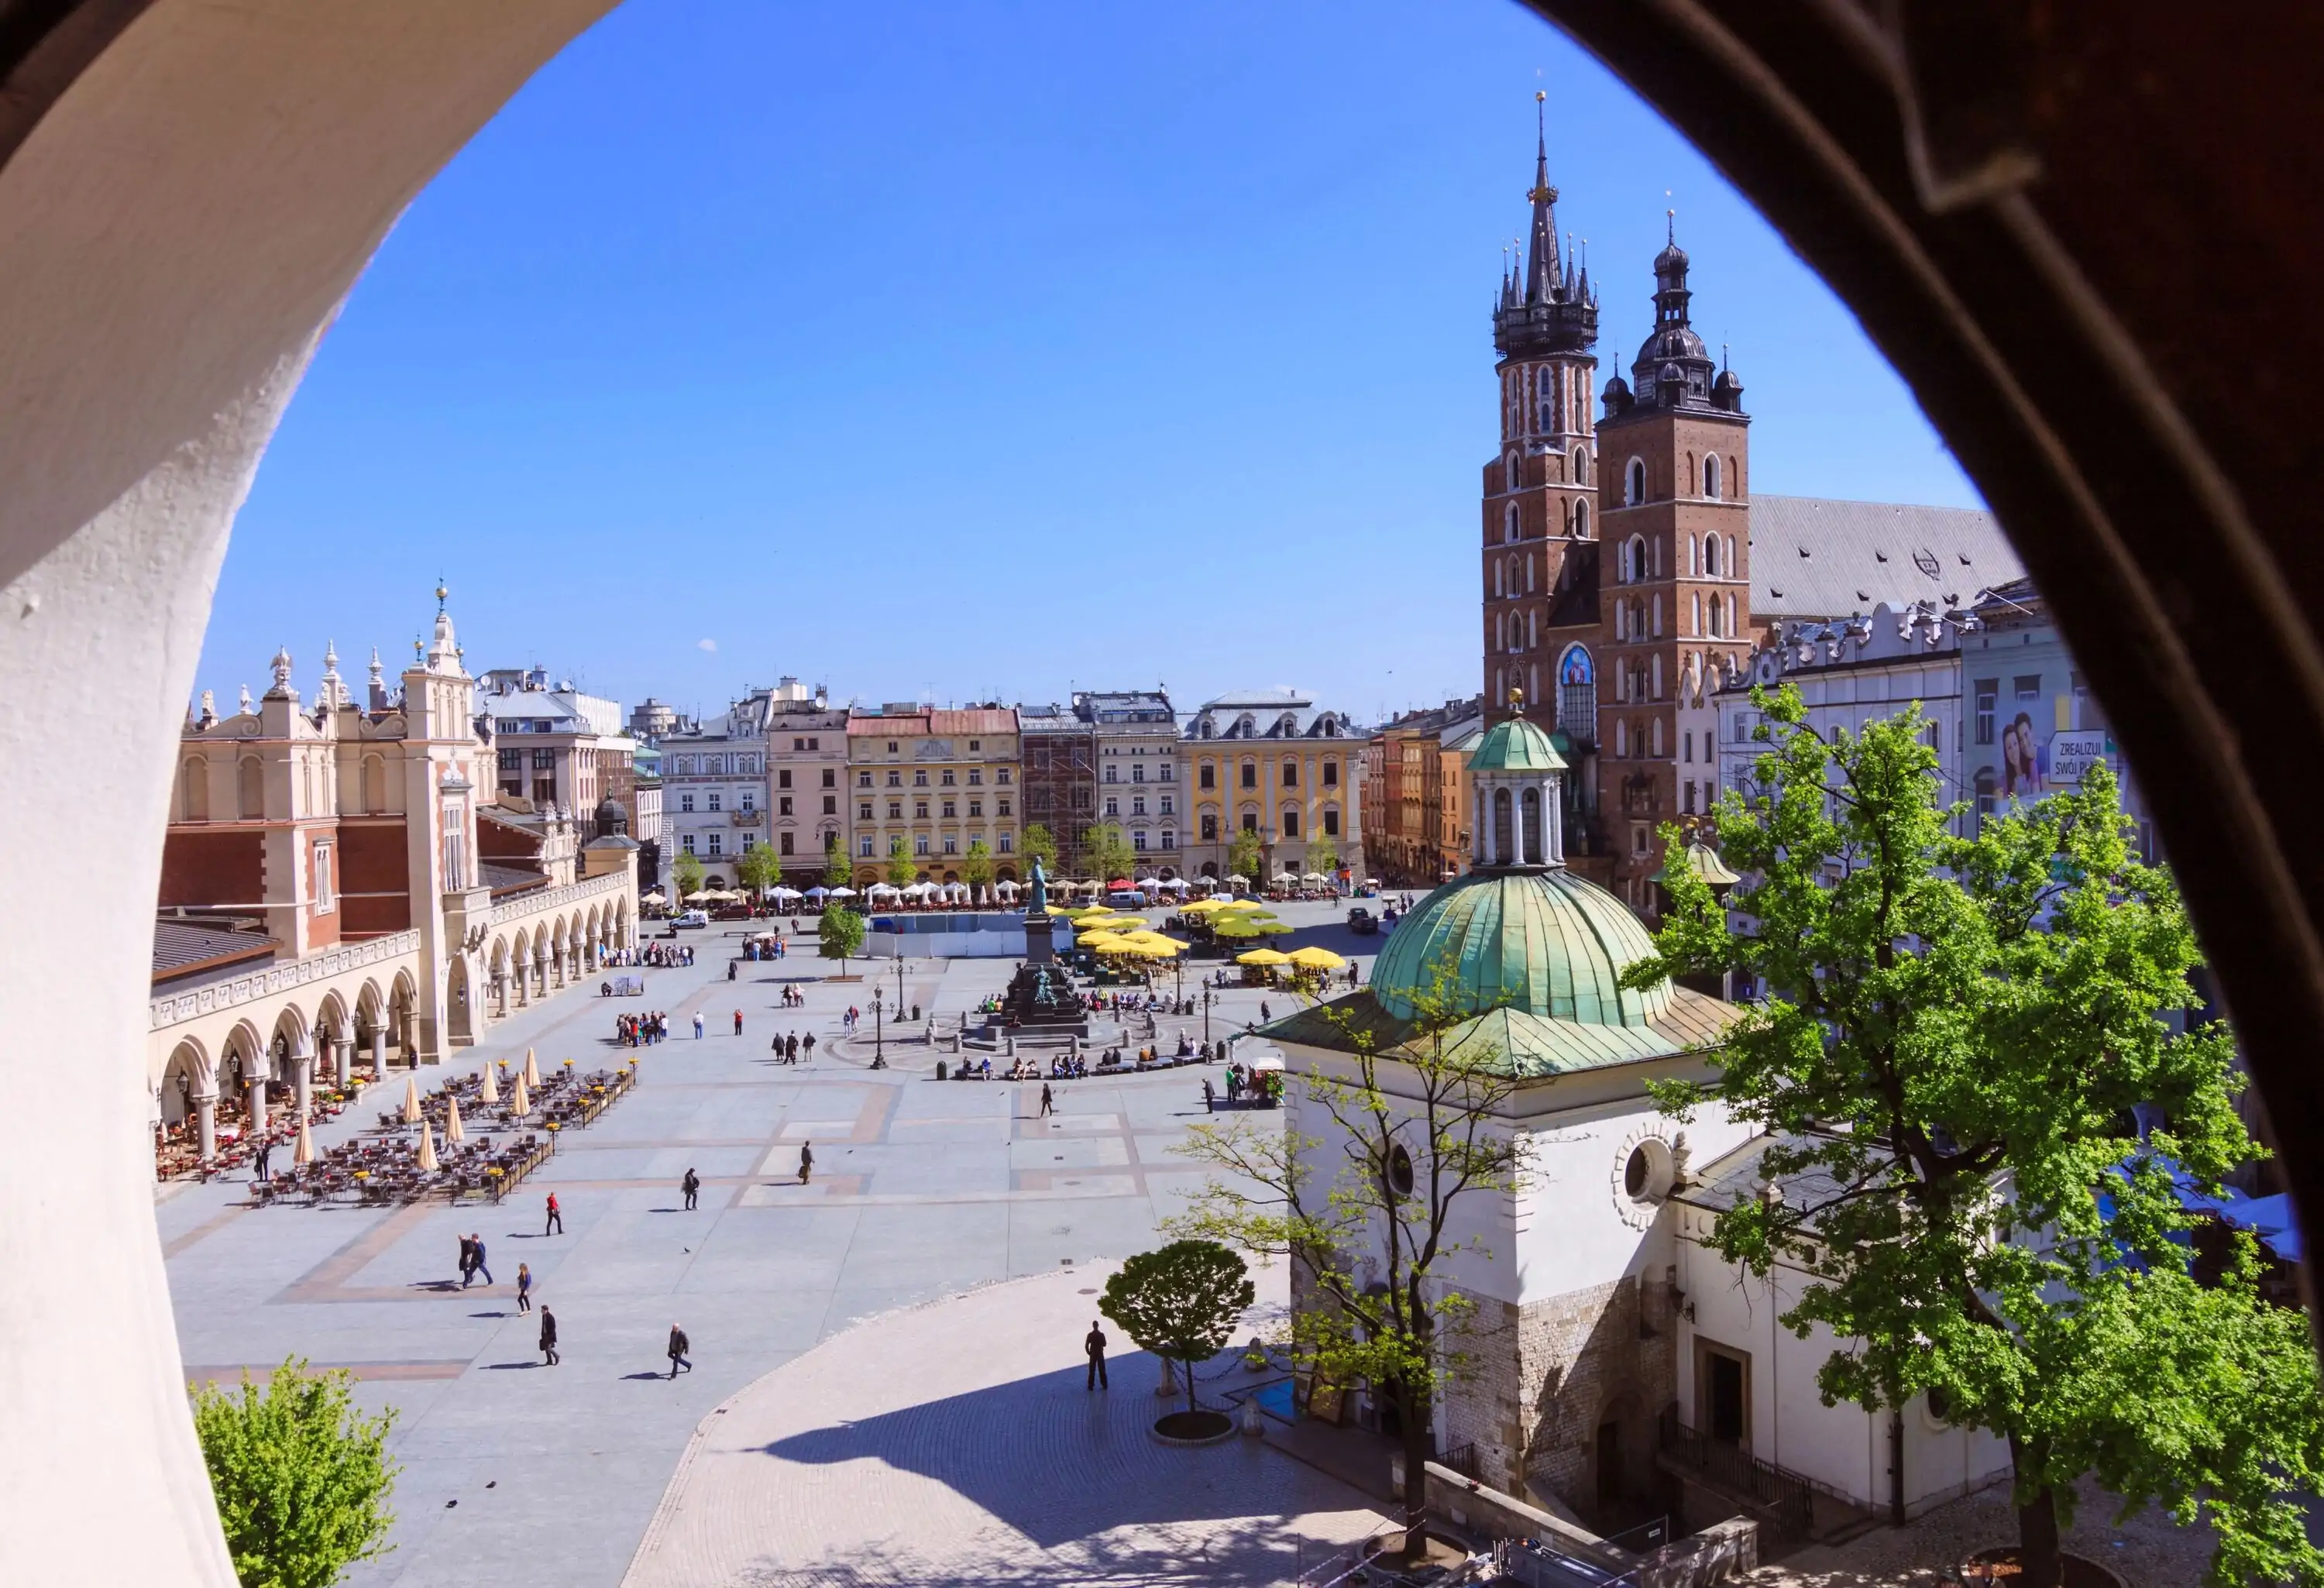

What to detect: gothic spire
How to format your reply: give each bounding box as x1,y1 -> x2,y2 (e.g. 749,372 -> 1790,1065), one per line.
1525,91 -> 1561,304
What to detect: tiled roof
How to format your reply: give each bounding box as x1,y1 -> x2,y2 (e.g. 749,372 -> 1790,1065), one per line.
1262,984 -> 1732,1078
152,919 -> 275,982
1748,495 -> 2026,620
483,864 -> 550,896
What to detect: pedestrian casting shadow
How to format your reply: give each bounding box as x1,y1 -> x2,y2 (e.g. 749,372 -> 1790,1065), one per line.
411,1280 -> 463,1293
759,1351 -> 1376,1551
482,1361 -> 543,1370
469,1311 -> 507,1318
621,1370 -> 673,1381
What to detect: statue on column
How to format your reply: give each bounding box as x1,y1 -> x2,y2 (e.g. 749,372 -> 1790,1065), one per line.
1026,856 -> 1049,914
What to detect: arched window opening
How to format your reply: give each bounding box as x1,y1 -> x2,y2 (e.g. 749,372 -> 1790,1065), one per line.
1727,593 -> 1738,636
1626,456 -> 1646,506
1493,561 -> 1504,598
1692,592 -> 1703,635
1506,503 -> 1521,544
1493,787 -> 1514,864
1506,452 -> 1521,492
1704,534 -> 1721,577
236,757 -> 263,820
1573,500 -> 1590,539
1704,453 -> 1722,498
180,761 -> 206,822
1573,449 -> 1590,486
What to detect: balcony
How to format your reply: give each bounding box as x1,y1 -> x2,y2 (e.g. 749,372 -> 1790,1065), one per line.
729,809 -> 764,827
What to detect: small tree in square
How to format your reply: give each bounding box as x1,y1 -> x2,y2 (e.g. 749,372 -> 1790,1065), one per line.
817,905 -> 865,975
962,837 -> 995,893
885,836 -> 916,887
1634,684 -> 2323,1588
1173,954 -> 1521,1561
1227,826 -> 1263,886
1305,832 -> 1339,880
735,844 -> 782,899
1099,1239 -> 1255,1418
1082,822 -> 1135,884
671,847 -> 705,901
823,834 -> 850,889
191,1357 -> 400,1588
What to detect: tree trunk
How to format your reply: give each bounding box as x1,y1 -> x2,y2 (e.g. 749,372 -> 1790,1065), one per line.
1185,1356 -> 1198,1418
1401,1382 -> 1432,1566
2009,1435 -> 2064,1588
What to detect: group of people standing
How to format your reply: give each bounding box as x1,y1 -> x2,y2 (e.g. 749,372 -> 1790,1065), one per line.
616,1011 -> 672,1046
768,1031 -> 815,1064
637,942 -> 694,969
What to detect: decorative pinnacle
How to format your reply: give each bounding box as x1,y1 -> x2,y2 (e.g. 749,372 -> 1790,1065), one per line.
435,577 -> 449,611
1667,208 -> 1676,243
1508,682 -> 1525,711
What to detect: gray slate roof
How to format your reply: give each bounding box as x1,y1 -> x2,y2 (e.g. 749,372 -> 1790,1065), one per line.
1750,496 -> 2025,621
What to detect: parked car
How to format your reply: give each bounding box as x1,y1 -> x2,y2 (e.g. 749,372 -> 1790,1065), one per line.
672,909 -> 710,929
710,902 -> 753,922
1346,907 -> 1378,937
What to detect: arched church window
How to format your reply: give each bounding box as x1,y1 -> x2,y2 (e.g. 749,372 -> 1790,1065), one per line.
1492,788 -> 1514,867
1692,593 -> 1703,635
1705,453 -> 1723,498
1626,457 -> 1646,506
1521,786 -> 1543,864
1573,500 -> 1590,539
1556,644 -> 1596,745
237,757 -> 263,820
1506,453 -> 1521,493
1493,561 -> 1504,599
180,760 -> 206,822
1506,504 -> 1521,544
1727,593 -> 1738,636
1704,534 -> 1721,577
1573,448 -> 1590,486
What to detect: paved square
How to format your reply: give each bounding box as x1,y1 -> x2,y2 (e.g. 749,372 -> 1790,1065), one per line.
158,909 -> 1384,1587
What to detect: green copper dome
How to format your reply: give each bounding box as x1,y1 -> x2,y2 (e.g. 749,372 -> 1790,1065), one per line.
1370,868 -> 1673,1028
1466,714 -> 1566,773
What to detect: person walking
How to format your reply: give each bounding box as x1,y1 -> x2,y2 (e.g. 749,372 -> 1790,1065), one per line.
253,1138 -> 273,1183
667,1322 -> 692,1378
469,1234 -> 493,1287
786,1033 -> 800,1063
693,1011 -> 705,1040
1038,1082 -> 1054,1118
797,1140 -> 813,1185
545,1191 -> 564,1236
1202,1077 -> 1215,1112
801,1033 -> 816,1060
458,1234 -> 476,1288
682,1167 -> 700,1211
1085,1319 -> 1109,1390
733,1009 -> 743,1036
515,1263 -> 533,1314
538,1306 -> 559,1366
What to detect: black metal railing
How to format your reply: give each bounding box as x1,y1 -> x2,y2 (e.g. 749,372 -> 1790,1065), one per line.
1657,1409 -> 1813,1540
1438,1442 -> 1482,1481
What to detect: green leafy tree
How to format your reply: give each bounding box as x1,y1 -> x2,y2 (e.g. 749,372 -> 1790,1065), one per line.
885,835 -> 917,887
1172,954 -> 1520,1558
1021,823 -> 1059,881
817,904 -> 865,974
191,1358 -> 400,1588
672,847 -> 705,901
1099,1239 -> 1255,1418
1082,822 -> 1135,884
962,837 -> 995,893
1227,826 -> 1263,885
735,844 -> 782,898
823,834 -> 850,889
1634,685 -> 2322,1588
1305,832 -> 1339,880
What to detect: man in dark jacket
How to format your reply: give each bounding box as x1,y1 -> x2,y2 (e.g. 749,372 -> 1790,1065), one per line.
682,1168 -> 700,1211
539,1307 -> 559,1366
1085,1320 -> 1109,1390
798,1140 -> 813,1184
668,1322 -> 691,1378
458,1234 -> 476,1287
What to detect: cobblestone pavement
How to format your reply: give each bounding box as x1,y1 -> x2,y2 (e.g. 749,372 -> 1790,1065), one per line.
1747,1476 -> 2223,1588
622,1267 -> 1391,1587
157,904 -> 1380,1588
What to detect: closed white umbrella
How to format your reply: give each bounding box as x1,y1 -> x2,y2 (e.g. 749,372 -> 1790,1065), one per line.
510,1073 -> 531,1116
401,1076 -> 422,1124
523,1050 -> 541,1089
445,1096 -> 466,1144
415,1120 -> 438,1171
478,1064 -> 500,1106
827,886 -> 858,898
294,1114 -> 315,1167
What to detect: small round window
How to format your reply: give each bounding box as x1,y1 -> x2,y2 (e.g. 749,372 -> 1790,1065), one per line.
1622,1137 -> 1673,1205
1388,1144 -> 1415,1197
1624,1146 -> 1652,1198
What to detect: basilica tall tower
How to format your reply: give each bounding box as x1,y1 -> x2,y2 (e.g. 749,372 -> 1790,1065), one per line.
1482,94 -> 1604,851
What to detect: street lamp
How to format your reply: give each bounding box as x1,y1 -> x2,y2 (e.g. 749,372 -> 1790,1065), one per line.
892,948 -> 906,1012
870,989 -> 886,1069
1201,986 -> 1216,1053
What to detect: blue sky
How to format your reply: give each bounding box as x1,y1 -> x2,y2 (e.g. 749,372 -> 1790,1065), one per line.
199,0 -> 1978,727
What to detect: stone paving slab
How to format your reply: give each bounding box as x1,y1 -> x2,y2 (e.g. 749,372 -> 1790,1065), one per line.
621,1267 -> 1391,1587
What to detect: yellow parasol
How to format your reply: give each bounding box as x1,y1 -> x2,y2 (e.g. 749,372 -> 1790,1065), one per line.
294,1114 -> 315,1167
414,1120 -> 438,1171
478,1064 -> 500,1106
1236,947 -> 1294,966
1078,931 -> 1129,953
510,1073 -> 531,1115
1123,931 -> 1187,955
1287,946 -> 1349,970
523,1049 -> 541,1089
444,1095 -> 466,1144
1123,940 -> 1181,959
401,1077 -> 422,1124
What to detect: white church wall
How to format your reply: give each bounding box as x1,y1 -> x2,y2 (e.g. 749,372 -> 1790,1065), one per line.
1675,1209 -> 2011,1514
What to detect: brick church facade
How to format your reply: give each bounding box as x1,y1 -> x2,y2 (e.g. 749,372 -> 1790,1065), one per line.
1483,108 -> 1758,914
